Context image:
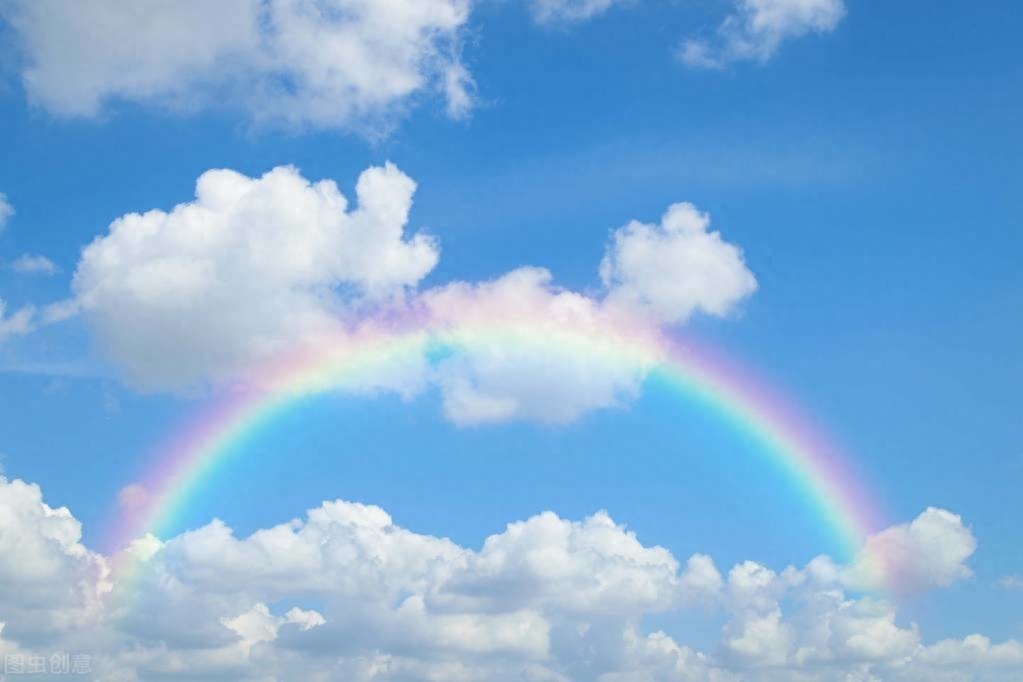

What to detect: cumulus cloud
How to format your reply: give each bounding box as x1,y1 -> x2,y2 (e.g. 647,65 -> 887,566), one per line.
53,162 -> 757,425
0,477 -> 1017,681
916,635 -> 1023,671
9,254 -> 57,276
422,267 -> 658,425
1,0 -> 473,131
0,193 -> 12,231
0,478 -> 109,644
846,507 -> 977,593
529,0 -> 628,24
72,163 -> 438,391
680,0 -> 846,69
600,202 -> 757,324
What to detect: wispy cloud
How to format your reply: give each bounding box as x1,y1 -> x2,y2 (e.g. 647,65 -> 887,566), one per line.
0,193 -> 13,232
9,254 -> 57,276
1000,574 -> 1023,591
681,0 -> 846,69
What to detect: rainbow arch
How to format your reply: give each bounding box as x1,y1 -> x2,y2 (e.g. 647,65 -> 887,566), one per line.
107,314 -> 887,580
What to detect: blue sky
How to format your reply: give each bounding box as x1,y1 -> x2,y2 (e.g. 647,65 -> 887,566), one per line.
0,1 -> 1021,680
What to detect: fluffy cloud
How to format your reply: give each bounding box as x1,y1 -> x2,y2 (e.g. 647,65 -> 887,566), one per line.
0,477 -> 1017,681
600,202 -> 757,324
9,254 -> 57,276
680,0 -> 846,69
0,478 -> 108,644
916,635 -> 1023,672
56,162 -> 756,426
529,0 -> 627,24
72,163 -> 438,391
422,267 -> 657,425
1,0 -> 472,131
846,507 -> 977,593
0,193 -> 12,231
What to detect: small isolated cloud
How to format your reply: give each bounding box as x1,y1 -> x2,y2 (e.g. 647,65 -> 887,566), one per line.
681,0 -> 846,69
0,299 -> 36,343
600,202 -> 757,325
0,193 -> 13,231
2,0 -> 473,132
9,254 -> 57,276
0,297 -> 79,346
529,0 -> 628,24
1000,574 -> 1023,591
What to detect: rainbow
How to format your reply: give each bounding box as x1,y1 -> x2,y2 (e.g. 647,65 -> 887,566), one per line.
107,310 -> 887,582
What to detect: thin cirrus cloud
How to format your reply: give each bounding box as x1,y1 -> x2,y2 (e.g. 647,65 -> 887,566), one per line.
0,0 -> 474,132
0,193 -> 13,232
9,254 -> 57,276
3,475 -> 1022,680
681,0 -> 847,69
66,163 -> 755,425
528,0 -> 629,24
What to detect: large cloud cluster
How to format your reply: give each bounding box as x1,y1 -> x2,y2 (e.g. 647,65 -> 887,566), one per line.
0,476 -> 1020,681
72,164 -> 437,391
1,0 -> 472,130
63,163 -> 755,423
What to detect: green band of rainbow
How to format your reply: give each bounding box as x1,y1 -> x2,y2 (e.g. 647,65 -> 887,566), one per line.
107,316 -> 887,584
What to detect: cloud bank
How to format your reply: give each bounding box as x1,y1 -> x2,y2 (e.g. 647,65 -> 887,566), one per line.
1,476 -> 1020,681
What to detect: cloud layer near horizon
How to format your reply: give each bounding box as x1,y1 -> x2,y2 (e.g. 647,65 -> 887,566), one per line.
1,476 -> 1018,681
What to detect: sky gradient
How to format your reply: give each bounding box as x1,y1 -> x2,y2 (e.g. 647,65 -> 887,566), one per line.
0,1 -> 1021,680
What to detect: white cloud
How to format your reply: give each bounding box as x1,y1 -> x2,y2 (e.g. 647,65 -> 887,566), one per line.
9,254 -> 57,276
680,0 -> 846,69
0,478 -> 109,644
600,202 -> 757,324
422,267 -> 658,425
71,163 -> 438,391
999,574 -> 1023,591
0,299 -> 36,343
58,162 -> 758,425
529,0 -> 628,24
0,296 -> 78,344
0,193 -> 12,231
0,476 -> 1018,681
917,635 -> 1023,670
845,507 -> 977,593
2,0 -> 473,131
